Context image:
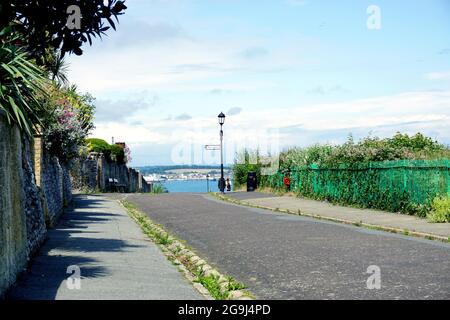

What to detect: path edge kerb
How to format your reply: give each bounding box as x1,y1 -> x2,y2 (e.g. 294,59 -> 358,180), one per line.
117,199 -> 255,301
212,193 -> 450,244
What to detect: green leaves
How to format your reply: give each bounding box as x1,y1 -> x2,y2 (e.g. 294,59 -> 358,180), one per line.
0,29 -> 48,135
427,196 -> 450,223
1,0 -> 127,57
235,133 -> 449,217
85,138 -> 127,164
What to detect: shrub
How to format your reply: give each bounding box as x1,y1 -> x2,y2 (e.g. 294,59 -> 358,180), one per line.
43,103 -> 88,163
37,83 -> 95,165
0,26 -> 48,135
85,138 -> 129,165
232,149 -> 262,188
85,138 -> 111,155
110,144 -> 126,164
86,138 -> 113,160
427,196 -> 450,223
151,183 -> 167,194
232,133 -> 450,217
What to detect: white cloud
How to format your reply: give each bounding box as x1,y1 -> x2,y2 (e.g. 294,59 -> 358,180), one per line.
92,122 -> 166,145
424,71 -> 450,80
67,33 -> 309,96
90,90 -> 450,165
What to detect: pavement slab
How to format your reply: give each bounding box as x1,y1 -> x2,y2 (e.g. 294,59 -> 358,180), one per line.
7,194 -> 203,300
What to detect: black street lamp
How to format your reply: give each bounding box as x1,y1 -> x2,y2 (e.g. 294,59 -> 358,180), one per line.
218,112 -> 226,193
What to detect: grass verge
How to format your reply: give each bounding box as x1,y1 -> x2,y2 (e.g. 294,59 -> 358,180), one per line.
120,200 -> 255,300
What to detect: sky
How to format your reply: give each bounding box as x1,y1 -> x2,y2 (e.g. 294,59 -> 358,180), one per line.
67,0 -> 450,166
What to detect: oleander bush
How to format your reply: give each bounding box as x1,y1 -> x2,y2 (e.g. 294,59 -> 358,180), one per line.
40,84 -> 95,164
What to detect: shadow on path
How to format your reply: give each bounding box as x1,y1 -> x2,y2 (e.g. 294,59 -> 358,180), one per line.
6,195 -> 143,300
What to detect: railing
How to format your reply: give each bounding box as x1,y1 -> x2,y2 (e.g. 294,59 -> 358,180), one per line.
260,159 -> 450,213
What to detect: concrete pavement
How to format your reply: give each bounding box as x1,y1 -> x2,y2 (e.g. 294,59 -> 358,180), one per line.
7,194 -> 203,300
123,193 -> 450,300
224,192 -> 450,240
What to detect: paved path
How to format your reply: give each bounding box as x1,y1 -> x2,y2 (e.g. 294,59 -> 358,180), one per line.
226,192 -> 450,239
7,194 -> 202,300
122,193 -> 450,300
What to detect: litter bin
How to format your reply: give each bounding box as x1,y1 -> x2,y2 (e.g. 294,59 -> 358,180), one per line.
247,171 -> 257,192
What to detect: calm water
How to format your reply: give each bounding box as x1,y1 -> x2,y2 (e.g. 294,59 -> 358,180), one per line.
160,179 -> 221,193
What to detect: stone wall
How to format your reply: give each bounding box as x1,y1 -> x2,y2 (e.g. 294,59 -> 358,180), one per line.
0,118 -> 28,297
0,115 -> 72,296
74,152 -> 151,193
40,153 -> 65,226
22,137 -> 46,256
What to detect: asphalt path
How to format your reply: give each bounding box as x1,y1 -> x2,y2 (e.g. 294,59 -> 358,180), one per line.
123,193 -> 450,300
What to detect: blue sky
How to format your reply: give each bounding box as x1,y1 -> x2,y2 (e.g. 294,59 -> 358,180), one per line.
67,0 -> 450,165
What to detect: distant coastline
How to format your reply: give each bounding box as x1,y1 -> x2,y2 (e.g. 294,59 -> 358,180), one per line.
137,165 -> 232,183
135,164 -> 231,173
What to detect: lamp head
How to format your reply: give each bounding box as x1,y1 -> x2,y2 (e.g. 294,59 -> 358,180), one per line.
218,112 -> 225,125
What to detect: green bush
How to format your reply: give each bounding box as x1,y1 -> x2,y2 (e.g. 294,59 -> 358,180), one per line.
427,196 -> 450,223
277,133 -> 450,170
110,144 -> 125,164
232,149 -> 262,188
151,183 -> 167,194
85,138 -> 111,158
86,138 -> 110,152
85,138 -> 127,164
232,133 -> 450,217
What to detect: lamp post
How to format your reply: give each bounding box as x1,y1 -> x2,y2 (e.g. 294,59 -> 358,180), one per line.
218,112 -> 226,193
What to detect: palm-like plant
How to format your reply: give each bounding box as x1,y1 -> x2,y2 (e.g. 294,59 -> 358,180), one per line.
45,49 -> 69,85
0,26 -> 48,135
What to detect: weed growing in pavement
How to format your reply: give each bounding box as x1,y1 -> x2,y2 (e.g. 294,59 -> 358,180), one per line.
226,276 -> 246,291
194,267 -> 228,300
120,200 -> 253,300
158,233 -> 173,245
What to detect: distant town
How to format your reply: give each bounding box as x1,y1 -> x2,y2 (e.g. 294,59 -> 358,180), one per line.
136,165 -> 232,182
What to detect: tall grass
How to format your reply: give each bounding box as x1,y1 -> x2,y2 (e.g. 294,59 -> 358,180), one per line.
151,183 -> 167,194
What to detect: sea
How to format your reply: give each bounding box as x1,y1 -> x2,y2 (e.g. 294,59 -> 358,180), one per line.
159,179 -> 222,193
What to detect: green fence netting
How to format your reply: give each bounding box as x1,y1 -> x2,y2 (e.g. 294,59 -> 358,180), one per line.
260,159 -> 450,213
